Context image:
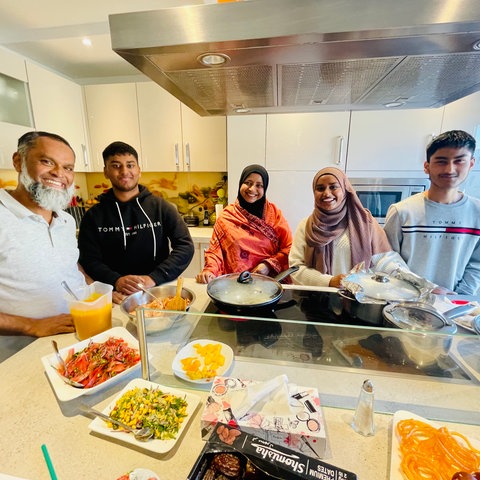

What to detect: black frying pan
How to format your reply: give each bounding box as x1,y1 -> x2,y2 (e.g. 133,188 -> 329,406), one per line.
207,266 -> 299,315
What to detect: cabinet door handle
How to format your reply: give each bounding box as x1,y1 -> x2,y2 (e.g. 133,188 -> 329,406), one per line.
336,136 -> 344,165
185,142 -> 191,171
81,144 -> 89,168
174,143 -> 180,171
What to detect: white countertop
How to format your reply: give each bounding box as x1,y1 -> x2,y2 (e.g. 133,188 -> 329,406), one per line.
1,278 -> 479,480
187,226 -> 213,243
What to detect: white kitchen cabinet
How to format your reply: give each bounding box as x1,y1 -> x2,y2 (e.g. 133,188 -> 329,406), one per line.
84,83 -> 141,171
265,112 -> 350,171
136,82 -> 226,172
182,241 -> 210,278
441,91 -> 480,171
346,109 -> 443,177
227,115 -> 267,201
0,122 -> 31,169
0,49 -> 32,169
136,82 -> 182,172
180,104 -> 226,171
26,62 -> 90,172
267,171 -> 316,234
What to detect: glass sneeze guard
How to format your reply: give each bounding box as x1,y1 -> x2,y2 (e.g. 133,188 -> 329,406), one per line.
134,307 -> 480,425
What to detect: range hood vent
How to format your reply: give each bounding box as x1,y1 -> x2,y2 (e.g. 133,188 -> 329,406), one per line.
109,0 -> 480,116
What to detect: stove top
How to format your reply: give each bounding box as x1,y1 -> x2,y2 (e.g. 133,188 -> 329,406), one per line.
203,288 -> 375,326
189,288 -> 472,382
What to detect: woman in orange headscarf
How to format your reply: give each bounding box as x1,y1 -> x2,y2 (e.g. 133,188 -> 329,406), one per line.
289,167 -> 405,287
196,164 -> 292,284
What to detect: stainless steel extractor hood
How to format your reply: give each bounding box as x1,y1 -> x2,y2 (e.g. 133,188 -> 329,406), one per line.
109,0 -> 480,116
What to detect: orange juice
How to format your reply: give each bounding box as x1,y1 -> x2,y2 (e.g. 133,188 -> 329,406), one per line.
71,301 -> 112,340
66,281 -> 113,340
84,292 -> 103,302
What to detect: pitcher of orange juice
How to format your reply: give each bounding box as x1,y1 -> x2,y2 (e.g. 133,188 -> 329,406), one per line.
66,281 -> 113,340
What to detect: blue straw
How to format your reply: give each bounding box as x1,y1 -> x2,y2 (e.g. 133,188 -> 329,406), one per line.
41,444 -> 58,480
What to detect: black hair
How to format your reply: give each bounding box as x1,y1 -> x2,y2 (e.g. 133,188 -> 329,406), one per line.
426,130 -> 476,162
17,130 -> 74,158
102,141 -> 139,164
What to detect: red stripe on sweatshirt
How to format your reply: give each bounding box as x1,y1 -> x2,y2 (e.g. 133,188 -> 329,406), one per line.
445,227 -> 480,235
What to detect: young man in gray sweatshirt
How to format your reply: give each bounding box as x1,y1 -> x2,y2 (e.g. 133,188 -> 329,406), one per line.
384,130 -> 480,295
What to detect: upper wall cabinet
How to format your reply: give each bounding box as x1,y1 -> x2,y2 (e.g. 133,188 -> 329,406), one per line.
441,91 -> 480,171
136,82 -> 182,172
346,109 -> 444,177
180,104 -> 226,172
84,83 -> 142,172
441,91 -> 480,136
227,115 -> 267,202
0,49 -> 32,169
136,82 -> 226,172
0,123 -> 31,169
26,62 -> 90,172
265,112 -> 350,171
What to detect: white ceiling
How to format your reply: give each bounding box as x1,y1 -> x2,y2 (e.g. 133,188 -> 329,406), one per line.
0,0 -> 203,84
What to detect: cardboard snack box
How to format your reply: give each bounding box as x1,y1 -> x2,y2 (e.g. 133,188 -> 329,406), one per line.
188,423 -> 357,480
200,376 -> 327,459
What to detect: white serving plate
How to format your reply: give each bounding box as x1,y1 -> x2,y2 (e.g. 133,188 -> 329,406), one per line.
390,410 -> 480,479
41,326 -> 143,402
88,378 -> 200,454
172,339 -> 234,385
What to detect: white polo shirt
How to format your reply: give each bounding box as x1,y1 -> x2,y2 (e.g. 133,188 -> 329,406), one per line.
0,189 -> 86,318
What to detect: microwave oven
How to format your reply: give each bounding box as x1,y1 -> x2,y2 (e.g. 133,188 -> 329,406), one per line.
350,178 -> 430,224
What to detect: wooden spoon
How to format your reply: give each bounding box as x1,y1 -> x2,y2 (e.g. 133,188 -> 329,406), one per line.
164,277 -> 187,311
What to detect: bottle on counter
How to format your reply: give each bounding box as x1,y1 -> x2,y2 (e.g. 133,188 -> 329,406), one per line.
203,209 -> 210,226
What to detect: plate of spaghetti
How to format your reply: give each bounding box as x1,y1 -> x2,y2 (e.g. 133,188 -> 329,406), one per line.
391,410 -> 480,480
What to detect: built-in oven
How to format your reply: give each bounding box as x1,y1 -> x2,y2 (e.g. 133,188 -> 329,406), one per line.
350,178 -> 430,224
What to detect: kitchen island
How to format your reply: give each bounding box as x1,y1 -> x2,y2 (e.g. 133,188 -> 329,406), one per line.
1,278 -> 479,479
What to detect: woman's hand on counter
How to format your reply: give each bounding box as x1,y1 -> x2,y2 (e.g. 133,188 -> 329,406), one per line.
329,274 -> 346,288
196,270 -> 215,284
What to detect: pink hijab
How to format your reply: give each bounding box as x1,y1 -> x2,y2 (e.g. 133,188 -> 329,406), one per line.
304,167 -> 391,274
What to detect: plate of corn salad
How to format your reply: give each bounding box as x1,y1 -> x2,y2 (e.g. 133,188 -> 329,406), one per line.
88,378 -> 201,453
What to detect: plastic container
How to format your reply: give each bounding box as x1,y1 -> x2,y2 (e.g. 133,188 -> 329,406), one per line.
66,281 -> 113,340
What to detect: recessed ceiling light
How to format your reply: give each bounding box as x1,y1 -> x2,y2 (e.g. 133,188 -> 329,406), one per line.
383,101 -> 405,108
82,38 -> 92,47
197,53 -> 230,66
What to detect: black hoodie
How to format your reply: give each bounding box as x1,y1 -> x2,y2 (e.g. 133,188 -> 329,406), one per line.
78,185 -> 194,287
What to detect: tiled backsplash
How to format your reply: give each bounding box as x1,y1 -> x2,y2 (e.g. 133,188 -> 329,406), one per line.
0,169 -> 228,219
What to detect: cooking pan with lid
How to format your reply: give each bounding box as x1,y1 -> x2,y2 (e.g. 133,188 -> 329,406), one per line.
382,302 -> 475,367
338,271 -> 422,326
207,266 -> 299,315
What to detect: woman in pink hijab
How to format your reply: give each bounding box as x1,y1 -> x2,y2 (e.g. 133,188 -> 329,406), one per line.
289,167 -> 404,287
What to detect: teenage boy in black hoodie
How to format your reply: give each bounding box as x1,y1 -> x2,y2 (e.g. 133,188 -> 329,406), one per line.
78,141 -> 194,304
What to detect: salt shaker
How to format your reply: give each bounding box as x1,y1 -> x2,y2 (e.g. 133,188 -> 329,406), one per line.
351,379 -> 375,436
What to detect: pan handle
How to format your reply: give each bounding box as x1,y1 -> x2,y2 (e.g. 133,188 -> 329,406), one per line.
274,265 -> 299,282
443,303 -> 476,323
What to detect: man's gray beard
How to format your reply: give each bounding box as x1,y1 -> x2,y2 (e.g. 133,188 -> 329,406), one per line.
19,165 -> 75,211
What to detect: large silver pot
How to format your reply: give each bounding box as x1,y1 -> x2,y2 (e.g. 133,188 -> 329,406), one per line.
339,271 -> 422,326
382,302 -> 474,367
